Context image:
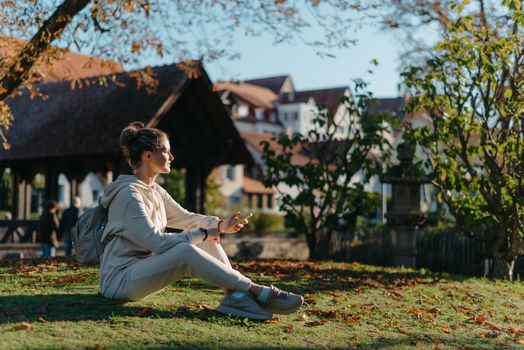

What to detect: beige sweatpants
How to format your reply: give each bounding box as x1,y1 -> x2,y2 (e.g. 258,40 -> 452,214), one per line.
113,241 -> 252,301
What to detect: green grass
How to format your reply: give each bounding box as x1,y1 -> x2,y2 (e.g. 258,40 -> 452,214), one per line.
1,259 -> 523,350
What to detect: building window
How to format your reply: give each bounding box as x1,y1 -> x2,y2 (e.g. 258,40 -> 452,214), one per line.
267,194 -> 273,209
226,166 -> 235,181
257,194 -> 263,209
292,111 -> 299,121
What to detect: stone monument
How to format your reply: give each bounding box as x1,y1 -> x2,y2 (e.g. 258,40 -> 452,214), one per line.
382,141 -> 429,267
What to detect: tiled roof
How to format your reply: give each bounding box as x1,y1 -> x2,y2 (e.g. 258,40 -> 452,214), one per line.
0,35 -> 123,82
366,97 -> 405,121
1,64 -> 252,167
240,131 -> 309,166
242,176 -> 274,194
1,65 -> 186,160
279,86 -> 349,116
213,81 -> 277,109
244,75 -> 291,94
240,130 -> 377,169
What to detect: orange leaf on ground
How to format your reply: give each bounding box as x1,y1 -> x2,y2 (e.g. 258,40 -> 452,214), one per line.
273,273 -> 288,278
266,318 -> 280,324
508,327 -> 524,336
516,338 -> 524,345
441,326 -> 451,333
484,321 -> 502,331
407,308 -> 425,315
474,315 -> 485,323
283,324 -> 294,333
13,322 -> 34,330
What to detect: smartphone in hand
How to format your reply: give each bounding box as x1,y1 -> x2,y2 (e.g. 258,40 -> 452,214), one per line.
224,212 -> 253,233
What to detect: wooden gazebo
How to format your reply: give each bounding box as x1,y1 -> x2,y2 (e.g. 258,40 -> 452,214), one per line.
0,64 -> 253,232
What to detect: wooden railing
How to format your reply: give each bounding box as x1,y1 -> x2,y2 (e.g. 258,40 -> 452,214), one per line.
0,220 -> 38,244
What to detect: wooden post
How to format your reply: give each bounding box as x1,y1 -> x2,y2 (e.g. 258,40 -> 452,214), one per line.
198,169 -> 207,214
69,176 -> 77,205
11,170 -> 20,220
23,181 -> 32,220
44,166 -> 59,201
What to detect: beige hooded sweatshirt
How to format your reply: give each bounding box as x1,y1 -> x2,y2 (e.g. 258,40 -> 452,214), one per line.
98,174 -> 220,298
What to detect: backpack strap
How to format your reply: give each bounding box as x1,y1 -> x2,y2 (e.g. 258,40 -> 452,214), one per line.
98,196 -> 114,249
101,231 -> 114,248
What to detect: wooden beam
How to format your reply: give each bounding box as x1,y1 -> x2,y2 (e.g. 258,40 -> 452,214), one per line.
44,166 -> 59,201
10,170 -> 20,220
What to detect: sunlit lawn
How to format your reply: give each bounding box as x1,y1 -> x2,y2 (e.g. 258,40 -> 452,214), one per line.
1,259 -> 523,349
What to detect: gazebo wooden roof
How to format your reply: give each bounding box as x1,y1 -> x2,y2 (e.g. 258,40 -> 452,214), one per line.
0,63 -> 253,220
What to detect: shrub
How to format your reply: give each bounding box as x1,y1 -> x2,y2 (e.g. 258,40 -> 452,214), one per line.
245,212 -> 285,233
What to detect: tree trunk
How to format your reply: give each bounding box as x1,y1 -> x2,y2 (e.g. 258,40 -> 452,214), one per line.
0,0 -> 91,101
308,228 -> 332,260
306,231 -> 317,260
491,252 -> 517,281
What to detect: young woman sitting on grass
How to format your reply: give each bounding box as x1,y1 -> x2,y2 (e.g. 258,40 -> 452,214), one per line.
98,122 -> 303,320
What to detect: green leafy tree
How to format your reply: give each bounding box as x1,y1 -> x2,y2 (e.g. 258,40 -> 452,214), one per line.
160,169 -> 186,204
245,212 -> 286,234
203,175 -> 226,217
261,89 -> 392,259
402,1 -> 524,279
160,169 -> 224,216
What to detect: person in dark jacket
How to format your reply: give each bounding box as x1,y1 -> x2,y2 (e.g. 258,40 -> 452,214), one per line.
37,200 -> 60,258
59,196 -> 82,256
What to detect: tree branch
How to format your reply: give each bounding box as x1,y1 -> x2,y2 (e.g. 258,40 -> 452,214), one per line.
0,0 -> 91,101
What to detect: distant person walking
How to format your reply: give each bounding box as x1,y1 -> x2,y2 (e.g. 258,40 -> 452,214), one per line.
37,200 -> 60,258
59,196 -> 82,257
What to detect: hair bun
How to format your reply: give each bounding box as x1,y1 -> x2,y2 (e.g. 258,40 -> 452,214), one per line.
120,122 -> 144,146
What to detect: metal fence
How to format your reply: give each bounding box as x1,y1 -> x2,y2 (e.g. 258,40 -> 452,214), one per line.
331,225 -> 523,278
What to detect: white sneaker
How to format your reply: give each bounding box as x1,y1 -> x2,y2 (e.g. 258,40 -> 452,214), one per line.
217,291 -> 273,320
260,285 -> 304,314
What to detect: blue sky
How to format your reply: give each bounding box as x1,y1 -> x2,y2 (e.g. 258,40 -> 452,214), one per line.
203,25 -> 402,98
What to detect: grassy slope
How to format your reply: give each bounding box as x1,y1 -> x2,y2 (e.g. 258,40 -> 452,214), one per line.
0,259 -> 523,350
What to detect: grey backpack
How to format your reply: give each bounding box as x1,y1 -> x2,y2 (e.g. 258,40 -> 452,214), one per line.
71,203 -> 111,265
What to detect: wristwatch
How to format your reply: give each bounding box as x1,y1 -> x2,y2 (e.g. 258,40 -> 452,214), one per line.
199,227 -> 208,241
